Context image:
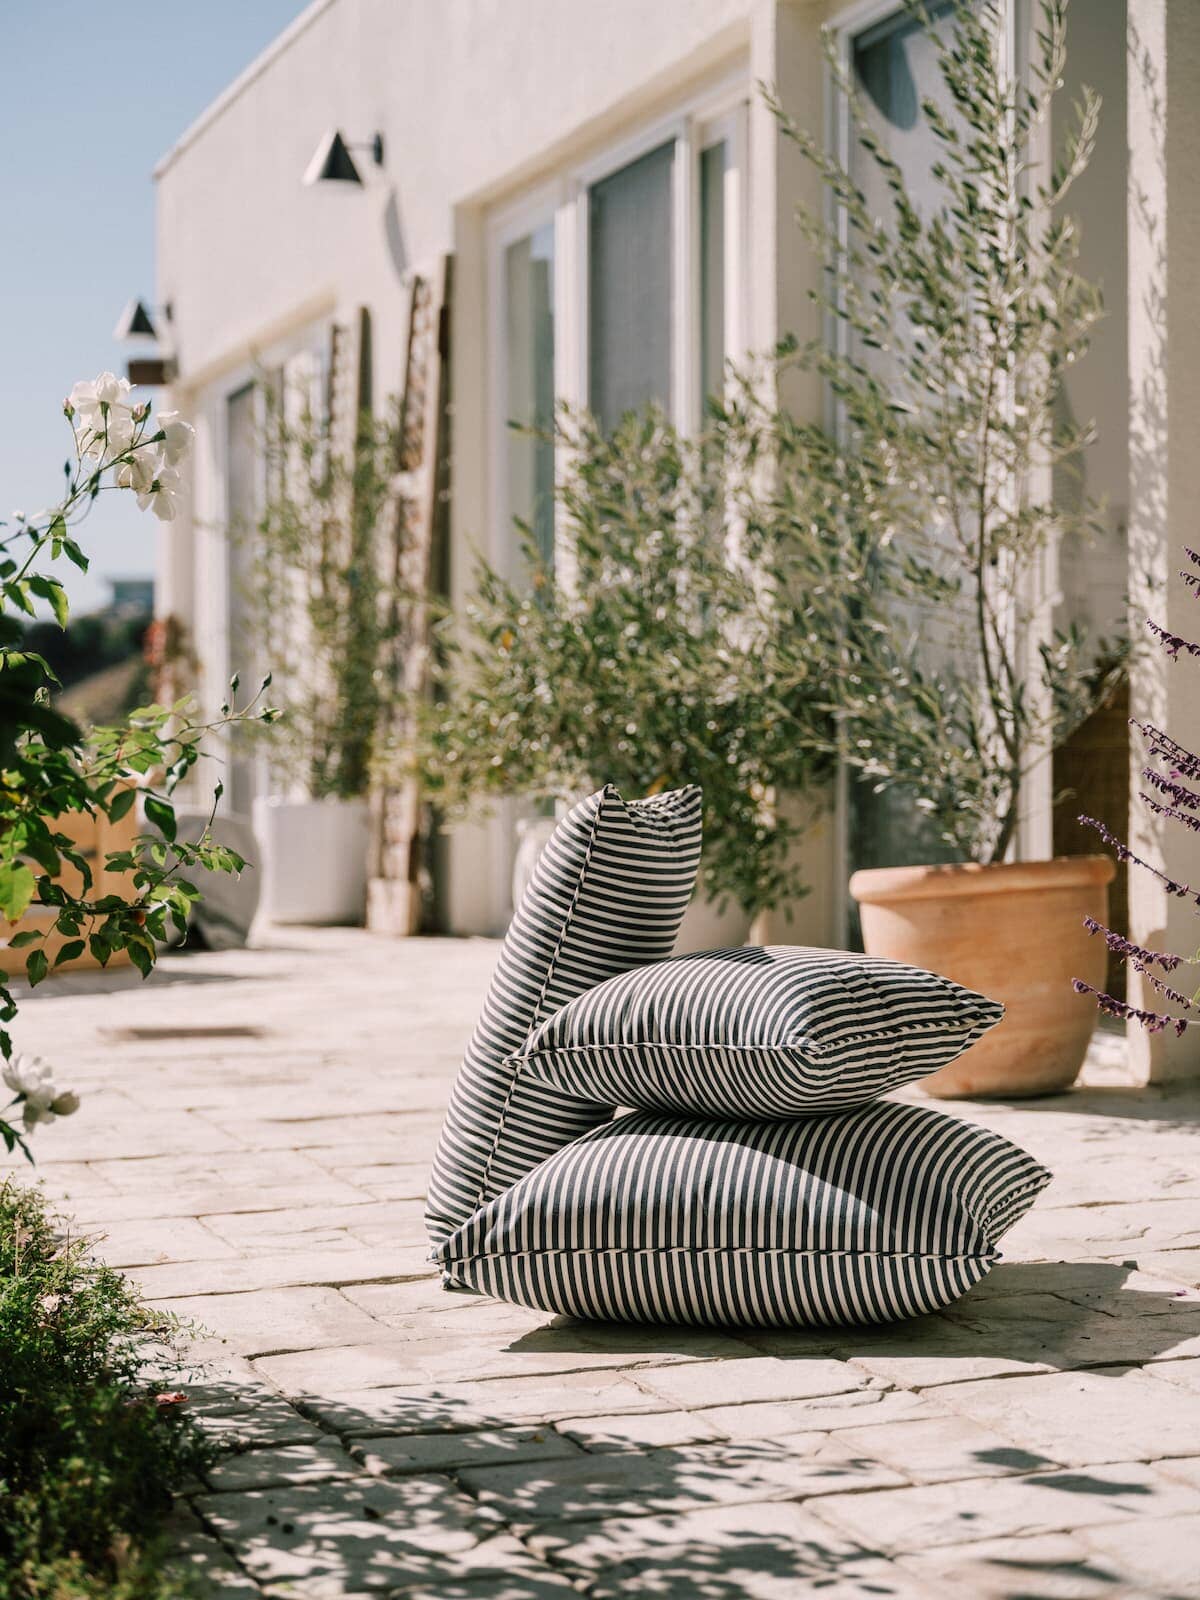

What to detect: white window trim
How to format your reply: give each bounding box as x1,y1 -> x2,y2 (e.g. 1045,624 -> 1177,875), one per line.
199,320 -> 331,812
480,70 -> 750,911
696,105 -> 750,426
485,179 -> 564,580
485,71 -> 751,567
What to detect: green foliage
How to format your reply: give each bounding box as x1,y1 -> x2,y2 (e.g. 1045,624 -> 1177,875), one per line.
421,0 -> 1120,898
0,1181 -> 213,1598
237,375 -> 405,801
12,610 -> 151,697
0,387 -> 277,1161
420,407 -> 839,913
763,0 -> 1122,863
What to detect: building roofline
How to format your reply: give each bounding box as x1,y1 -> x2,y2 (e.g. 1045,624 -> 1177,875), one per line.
154,0 -> 340,180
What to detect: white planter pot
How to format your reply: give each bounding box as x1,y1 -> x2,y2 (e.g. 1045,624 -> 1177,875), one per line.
511,816 -> 559,911
673,887 -> 753,955
252,796 -> 370,926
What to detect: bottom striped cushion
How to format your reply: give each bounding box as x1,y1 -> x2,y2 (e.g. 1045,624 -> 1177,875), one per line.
434,1101 -> 1051,1327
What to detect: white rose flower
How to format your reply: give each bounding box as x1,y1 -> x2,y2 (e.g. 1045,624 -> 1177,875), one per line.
114,446 -> 162,495
156,411 -> 195,467
68,372 -> 133,424
136,464 -> 182,522
70,372 -> 137,464
2,1052 -> 79,1132
3,1053 -> 47,1100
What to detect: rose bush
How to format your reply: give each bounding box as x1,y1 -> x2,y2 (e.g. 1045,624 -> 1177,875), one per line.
0,374 -> 277,1163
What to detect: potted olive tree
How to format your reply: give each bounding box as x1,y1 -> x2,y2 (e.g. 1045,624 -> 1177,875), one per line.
772,0 -> 1122,1095
419,406 -> 839,945
239,372 -> 403,924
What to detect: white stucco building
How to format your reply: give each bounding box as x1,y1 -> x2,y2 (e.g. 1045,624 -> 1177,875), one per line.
151,0 -> 1200,1079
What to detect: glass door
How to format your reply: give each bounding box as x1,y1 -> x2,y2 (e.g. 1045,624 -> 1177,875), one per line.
843,3 -> 969,889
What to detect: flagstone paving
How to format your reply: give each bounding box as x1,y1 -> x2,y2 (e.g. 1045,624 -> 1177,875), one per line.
11,927 -> 1200,1598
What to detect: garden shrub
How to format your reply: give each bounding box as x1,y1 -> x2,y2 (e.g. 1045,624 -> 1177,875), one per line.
0,1181 -> 213,1599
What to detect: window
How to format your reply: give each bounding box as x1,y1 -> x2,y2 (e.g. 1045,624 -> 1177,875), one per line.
503,222 -> 556,566
839,3 -> 978,894
699,139 -> 728,413
587,141 -> 675,432
489,81 -> 747,569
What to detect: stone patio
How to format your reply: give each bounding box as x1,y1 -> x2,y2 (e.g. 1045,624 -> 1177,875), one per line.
11,927 -> 1200,1599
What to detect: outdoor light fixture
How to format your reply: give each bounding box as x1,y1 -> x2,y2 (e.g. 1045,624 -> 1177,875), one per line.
303,128 -> 385,186
113,298 -> 176,385
112,297 -> 163,343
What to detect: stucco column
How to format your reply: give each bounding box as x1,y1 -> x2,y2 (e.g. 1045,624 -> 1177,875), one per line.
1126,0 -> 1200,1080
748,0 -> 843,948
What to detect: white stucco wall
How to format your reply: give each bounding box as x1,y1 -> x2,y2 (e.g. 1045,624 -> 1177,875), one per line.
156,0 -> 759,384
156,0 -> 843,935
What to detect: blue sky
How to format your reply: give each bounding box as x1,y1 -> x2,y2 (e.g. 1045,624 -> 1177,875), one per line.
0,1 -> 308,615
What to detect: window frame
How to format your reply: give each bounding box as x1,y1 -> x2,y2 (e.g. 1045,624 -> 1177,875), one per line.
486,178 -> 565,580
485,70 -> 750,573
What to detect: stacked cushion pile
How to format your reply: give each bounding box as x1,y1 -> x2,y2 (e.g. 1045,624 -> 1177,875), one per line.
426,785 -> 1050,1328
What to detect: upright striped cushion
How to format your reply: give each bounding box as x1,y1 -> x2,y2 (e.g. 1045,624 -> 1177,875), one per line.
425,784 -> 703,1249
507,945 -> 1004,1118
435,1101 -> 1051,1327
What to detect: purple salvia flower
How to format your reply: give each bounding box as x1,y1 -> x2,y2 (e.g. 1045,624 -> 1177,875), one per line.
1185,547 -> 1200,568
1071,978 -> 1190,1036
1146,619 -> 1200,660
1078,813 -> 1200,904
1142,767 -> 1200,810
1182,568 -> 1200,595
1132,720 -> 1200,782
1144,970 -> 1194,1009
1142,794 -> 1200,833
1080,916 -> 1185,973
1126,723 -> 1200,777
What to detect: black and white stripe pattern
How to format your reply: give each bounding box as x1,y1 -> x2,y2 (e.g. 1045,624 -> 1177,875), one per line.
435,1100 -> 1051,1327
507,945 -> 1005,1118
425,784 -> 703,1250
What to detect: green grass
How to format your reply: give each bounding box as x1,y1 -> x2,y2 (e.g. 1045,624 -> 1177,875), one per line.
0,1180 -> 215,1599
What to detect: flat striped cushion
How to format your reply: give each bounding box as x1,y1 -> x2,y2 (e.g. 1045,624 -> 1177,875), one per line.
425,784 -> 702,1249
507,945 -> 1004,1118
435,1101 -> 1051,1327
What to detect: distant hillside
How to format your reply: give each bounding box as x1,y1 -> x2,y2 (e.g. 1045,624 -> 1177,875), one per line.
57,655 -> 151,726
19,609 -> 151,693
2,607 -> 153,729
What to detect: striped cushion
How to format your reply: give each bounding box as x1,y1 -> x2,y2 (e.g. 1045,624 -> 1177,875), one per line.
425,784 -> 703,1249
508,945 -> 1004,1118
435,1101 -> 1051,1327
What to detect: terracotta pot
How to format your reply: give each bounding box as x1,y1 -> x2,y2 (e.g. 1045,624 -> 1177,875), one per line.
849,856 -> 1115,1099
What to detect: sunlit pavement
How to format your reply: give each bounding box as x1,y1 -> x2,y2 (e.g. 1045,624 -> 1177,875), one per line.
12,928 -> 1200,1599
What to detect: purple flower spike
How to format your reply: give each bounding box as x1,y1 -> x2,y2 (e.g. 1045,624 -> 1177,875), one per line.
1079,814 -> 1200,905
1146,619 -> 1200,660
1141,794 -> 1200,833
1143,768 -> 1200,811
1145,971 -> 1194,1009
1133,721 -> 1200,781
1081,917 -> 1185,974
1072,978 -> 1190,1036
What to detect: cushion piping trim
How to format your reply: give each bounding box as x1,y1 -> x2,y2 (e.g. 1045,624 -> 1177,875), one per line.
507,1019 -> 998,1074
438,1245 -> 998,1266
469,786 -> 611,1212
